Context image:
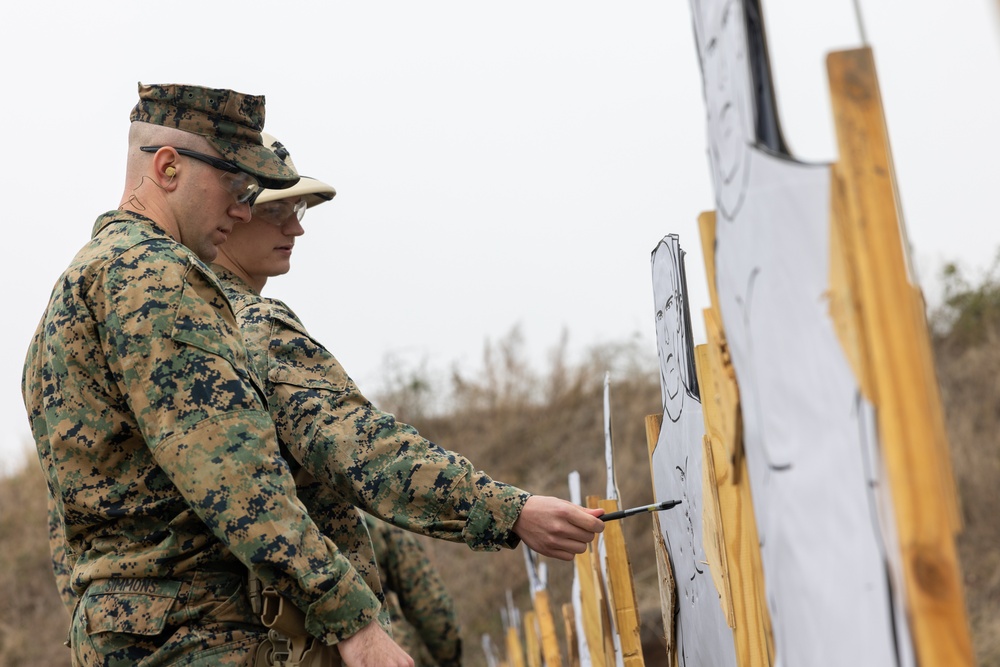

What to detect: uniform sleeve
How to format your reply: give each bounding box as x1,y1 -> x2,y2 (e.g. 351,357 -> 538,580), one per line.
98,246 -> 381,643
251,308 -> 529,551
380,522 -> 462,667
47,488 -> 77,617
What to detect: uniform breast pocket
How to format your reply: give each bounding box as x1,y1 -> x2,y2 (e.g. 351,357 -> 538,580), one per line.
266,318 -> 348,392
171,263 -> 247,371
83,579 -> 182,637
170,264 -> 266,408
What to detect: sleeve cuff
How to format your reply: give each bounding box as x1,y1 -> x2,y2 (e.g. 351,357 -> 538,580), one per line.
304,567 -> 383,644
462,483 -> 531,551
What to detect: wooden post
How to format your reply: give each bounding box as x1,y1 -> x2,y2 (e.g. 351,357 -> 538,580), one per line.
694,344 -> 773,667
534,588 -> 563,667
506,624 -> 526,667
587,494 -> 617,667
827,46 -> 974,666
598,497 -> 645,666
524,611 -> 542,667
574,531 -> 607,667
523,544 -> 563,667
562,602 -> 580,667
692,210 -> 774,667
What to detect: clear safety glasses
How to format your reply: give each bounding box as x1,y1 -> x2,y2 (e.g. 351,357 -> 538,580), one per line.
252,199 -> 307,227
140,146 -> 262,205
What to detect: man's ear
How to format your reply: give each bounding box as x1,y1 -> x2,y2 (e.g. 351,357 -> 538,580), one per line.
152,147 -> 180,189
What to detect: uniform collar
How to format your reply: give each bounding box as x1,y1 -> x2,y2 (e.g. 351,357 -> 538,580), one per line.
91,209 -> 174,240
211,264 -> 260,296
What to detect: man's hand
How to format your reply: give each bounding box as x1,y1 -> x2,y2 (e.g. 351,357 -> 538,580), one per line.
338,620 -> 414,667
512,495 -> 605,561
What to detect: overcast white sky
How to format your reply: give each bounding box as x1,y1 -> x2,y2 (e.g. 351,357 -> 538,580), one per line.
2,1 -> 998,472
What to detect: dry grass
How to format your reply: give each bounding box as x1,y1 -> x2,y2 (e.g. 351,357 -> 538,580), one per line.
935,337 -> 1000,666
2,309 -> 996,666
387,332 -> 669,666
0,452 -> 70,666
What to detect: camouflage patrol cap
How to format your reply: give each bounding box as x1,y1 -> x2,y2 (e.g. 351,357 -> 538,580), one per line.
253,132 -> 336,209
129,82 -> 299,190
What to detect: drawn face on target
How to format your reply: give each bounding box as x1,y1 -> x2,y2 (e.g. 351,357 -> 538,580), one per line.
652,238 -> 689,422
693,0 -> 753,222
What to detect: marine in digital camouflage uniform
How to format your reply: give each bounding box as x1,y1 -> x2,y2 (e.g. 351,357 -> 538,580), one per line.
24,83 -> 400,667
214,264 -> 532,546
209,134 -> 606,662
48,458 -> 392,637
214,135 -> 530,549
48,438 -> 390,636
365,513 -> 462,667
212,251 -> 522,664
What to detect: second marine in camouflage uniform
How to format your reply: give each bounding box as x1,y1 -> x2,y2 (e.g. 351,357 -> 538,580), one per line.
212,268 -> 525,663
208,135 -> 608,663
212,136 -> 529,561
215,263 -> 531,547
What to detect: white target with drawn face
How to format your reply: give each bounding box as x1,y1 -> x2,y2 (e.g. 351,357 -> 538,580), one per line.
653,238 -> 689,422
693,0 -> 754,222
650,235 -> 738,667
684,1 -> 917,665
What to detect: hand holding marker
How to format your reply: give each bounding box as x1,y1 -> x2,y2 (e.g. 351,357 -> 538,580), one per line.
600,499 -> 682,522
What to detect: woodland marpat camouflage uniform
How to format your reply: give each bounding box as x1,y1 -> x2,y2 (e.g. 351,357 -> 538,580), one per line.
212,267 -> 531,665
292,471 -> 391,630
214,266 -> 531,549
46,422 -> 393,637
24,83 -> 381,666
25,212 -> 381,665
366,514 -> 462,667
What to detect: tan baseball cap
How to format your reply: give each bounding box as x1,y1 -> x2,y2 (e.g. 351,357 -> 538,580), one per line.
254,133 -> 336,208
129,82 -> 299,190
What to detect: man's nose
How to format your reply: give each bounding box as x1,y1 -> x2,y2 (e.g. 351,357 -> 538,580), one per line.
230,201 -> 252,224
